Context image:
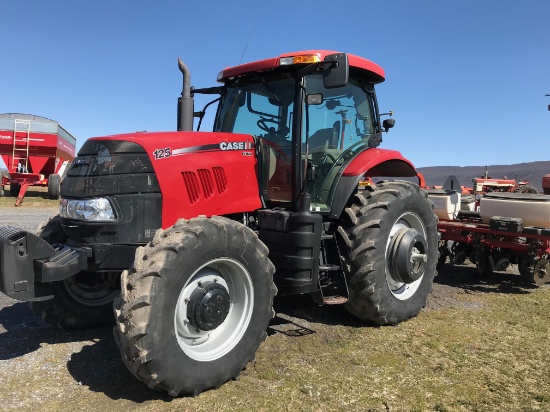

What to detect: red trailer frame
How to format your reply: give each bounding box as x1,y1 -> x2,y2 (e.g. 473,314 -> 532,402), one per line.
0,113 -> 76,205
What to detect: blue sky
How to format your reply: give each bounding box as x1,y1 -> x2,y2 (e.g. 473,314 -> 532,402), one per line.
0,0 -> 548,168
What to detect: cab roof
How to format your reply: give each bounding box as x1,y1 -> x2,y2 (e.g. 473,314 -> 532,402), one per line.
218,50 -> 385,84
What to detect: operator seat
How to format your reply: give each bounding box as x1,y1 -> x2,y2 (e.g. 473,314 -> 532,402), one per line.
309,120 -> 340,150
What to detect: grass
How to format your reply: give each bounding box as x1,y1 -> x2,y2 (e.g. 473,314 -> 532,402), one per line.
1,185 -> 548,411
0,186 -> 59,208
132,284 -> 550,412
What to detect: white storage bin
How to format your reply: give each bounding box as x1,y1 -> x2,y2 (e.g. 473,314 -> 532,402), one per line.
480,193 -> 550,228
427,189 -> 461,220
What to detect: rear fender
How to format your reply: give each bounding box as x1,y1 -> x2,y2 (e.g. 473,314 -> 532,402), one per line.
329,148 -> 418,219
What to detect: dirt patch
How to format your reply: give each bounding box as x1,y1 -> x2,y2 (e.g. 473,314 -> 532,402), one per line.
426,262 -> 538,311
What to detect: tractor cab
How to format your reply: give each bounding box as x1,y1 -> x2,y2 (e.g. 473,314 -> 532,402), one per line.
185,51 -> 392,213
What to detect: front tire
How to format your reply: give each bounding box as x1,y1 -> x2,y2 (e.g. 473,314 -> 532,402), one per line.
29,215 -> 119,329
339,181 -> 438,325
114,216 -> 276,396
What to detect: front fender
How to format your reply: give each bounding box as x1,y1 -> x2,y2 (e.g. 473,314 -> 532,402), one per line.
329,148 -> 418,219
342,148 -> 417,177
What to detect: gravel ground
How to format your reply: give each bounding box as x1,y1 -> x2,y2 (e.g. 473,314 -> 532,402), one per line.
0,207 -> 545,411
0,207 -> 58,233
0,207 -> 168,411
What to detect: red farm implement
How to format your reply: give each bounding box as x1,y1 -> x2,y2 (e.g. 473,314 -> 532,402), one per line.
0,113 -> 76,205
432,189 -> 550,285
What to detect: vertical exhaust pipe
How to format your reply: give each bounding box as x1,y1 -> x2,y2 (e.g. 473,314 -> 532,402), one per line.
177,58 -> 194,131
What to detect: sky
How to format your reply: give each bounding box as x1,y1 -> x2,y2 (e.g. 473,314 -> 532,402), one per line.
0,0 -> 548,168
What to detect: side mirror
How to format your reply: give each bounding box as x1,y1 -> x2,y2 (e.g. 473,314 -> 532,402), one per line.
306,93 -> 323,105
382,118 -> 395,132
323,53 -> 349,89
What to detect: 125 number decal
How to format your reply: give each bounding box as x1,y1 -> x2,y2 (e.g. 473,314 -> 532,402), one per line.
153,147 -> 171,160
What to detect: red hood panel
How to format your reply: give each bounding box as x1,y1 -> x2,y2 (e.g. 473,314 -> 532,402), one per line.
90,131 -> 261,228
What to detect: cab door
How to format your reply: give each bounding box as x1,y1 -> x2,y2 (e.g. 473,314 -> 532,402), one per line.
303,74 -> 377,212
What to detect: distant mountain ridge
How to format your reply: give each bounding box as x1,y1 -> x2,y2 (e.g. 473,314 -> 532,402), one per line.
417,161 -> 550,191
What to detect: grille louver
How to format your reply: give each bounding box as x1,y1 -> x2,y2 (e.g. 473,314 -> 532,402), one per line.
212,167 -> 227,194
197,169 -> 214,199
182,172 -> 200,204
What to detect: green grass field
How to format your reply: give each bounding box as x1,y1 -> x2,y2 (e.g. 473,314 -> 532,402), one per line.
0,186 -> 59,208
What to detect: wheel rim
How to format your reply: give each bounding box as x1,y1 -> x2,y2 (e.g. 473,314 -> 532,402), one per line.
385,212 -> 427,300
64,272 -> 119,306
174,258 -> 254,362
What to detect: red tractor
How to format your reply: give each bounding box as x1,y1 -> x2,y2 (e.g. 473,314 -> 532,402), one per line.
472,166 -> 538,194
0,51 -> 438,396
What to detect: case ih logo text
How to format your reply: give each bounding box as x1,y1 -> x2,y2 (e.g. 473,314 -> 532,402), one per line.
219,141 -> 253,151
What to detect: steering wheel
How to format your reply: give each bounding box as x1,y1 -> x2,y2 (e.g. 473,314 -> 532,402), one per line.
257,118 -> 289,137
257,117 -> 279,132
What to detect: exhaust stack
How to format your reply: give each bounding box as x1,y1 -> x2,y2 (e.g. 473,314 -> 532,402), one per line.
177,58 -> 194,131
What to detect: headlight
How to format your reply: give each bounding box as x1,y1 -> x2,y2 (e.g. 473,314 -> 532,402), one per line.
60,197 -> 117,221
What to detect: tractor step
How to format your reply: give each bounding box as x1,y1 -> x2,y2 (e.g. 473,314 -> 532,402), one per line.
319,264 -> 340,272
312,228 -> 350,306
323,295 -> 348,305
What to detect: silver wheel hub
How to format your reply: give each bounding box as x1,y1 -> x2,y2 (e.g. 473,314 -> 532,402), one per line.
385,212 -> 428,300
174,258 -> 254,362
187,280 -> 231,331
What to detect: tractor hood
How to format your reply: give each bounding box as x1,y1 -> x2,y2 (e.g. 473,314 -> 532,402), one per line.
83,131 -> 262,228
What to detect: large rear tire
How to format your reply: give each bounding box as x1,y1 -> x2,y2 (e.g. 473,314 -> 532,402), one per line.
114,216 -> 276,397
338,181 -> 438,325
29,215 -> 119,329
